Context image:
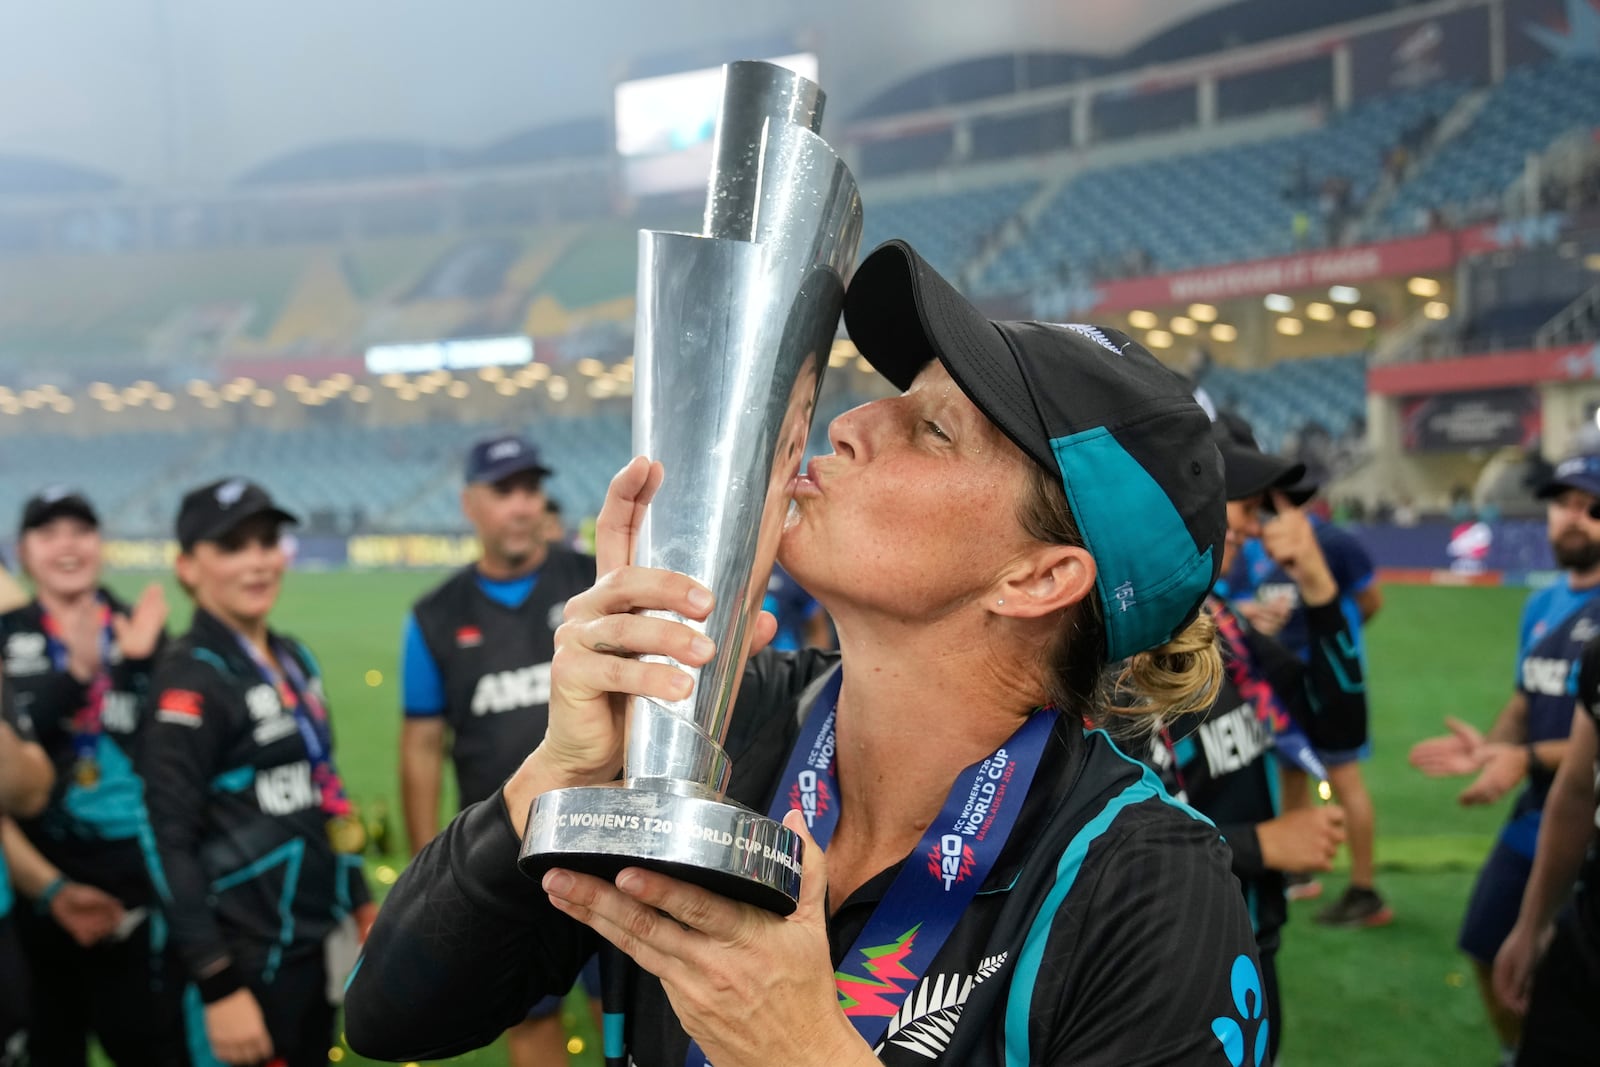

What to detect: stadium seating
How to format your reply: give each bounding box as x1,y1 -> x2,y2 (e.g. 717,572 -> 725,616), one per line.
858,180 -> 1038,281
979,81 -> 1465,294
1199,352 -> 1368,454
1379,56 -> 1600,236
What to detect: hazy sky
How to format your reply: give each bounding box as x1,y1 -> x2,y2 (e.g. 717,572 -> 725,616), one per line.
0,0 -> 1227,187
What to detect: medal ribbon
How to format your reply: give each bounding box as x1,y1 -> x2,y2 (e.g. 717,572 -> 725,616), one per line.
1210,597 -> 1327,780
233,633 -> 354,819
41,601 -> 114,780
684,673 -> 1056,1065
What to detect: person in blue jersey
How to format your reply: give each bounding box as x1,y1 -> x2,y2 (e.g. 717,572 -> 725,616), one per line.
763,563 -> 834,651
347,240 -> 1265,1067
397,435 -> 599,1067
0,489 -> 183,1067
1146,421 -> 1365,1063
140,479 -> 373,1067
1493,627 -> 1600,1064
1411,452 -> 1600,1066
1219,415 -> 1387,927
1,676 -> 57,1066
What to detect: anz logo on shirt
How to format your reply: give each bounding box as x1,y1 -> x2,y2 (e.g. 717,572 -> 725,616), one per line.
1196,702 -> 1272,778
471,663 -> 553,716
255,760 -> 317,816
1522,656 -> 1579,698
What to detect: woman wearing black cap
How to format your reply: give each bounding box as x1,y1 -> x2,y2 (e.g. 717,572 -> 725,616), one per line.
347,241 -> 1264,1067
0,488 -> 181,1067
1141,425 -> 1369,1064
139,479 -> 372,1067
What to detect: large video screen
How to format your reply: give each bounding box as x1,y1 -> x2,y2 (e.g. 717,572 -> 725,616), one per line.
615,52 -> 819,196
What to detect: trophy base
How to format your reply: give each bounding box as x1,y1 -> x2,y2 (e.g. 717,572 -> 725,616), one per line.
519,784 -> 805,915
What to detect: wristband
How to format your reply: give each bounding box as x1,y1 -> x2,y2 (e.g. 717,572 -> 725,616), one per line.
196,962 -> 245,1004
35,875 -> 66,914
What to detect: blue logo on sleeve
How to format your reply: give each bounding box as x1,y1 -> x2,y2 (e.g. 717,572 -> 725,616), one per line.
1211,954 -> 1269,1067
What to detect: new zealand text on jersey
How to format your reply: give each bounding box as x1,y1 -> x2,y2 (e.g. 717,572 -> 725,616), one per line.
470,663 -> 553,716
1195,702 -> 1272,777
1523,656 -> 1579,698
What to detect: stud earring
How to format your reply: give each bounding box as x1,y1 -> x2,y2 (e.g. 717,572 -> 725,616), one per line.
997,599 -> 1006,606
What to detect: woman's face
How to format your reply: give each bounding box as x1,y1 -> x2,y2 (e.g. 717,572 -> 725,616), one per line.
781,361 -> 1042,620
176,517 -> 285,629
1222,496 -> 1266,577
20,518 -> 102,600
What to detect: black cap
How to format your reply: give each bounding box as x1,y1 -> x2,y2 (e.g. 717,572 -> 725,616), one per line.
465,434 -> 552,485
1211,422 -> 1308,503
1537,454 -> 1600,502
175,478 -> 299,551
844,238 -> 1224,663
20,488 -> 99,535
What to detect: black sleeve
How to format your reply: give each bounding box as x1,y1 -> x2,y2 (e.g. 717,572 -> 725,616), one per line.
345,796 -> 591,1060
1580,636 -> 1600,718
1037,813 -> 1265,1065
1296,601 -> 1368,752
136,656 -> 241,1000
1217,821 -> 1265,879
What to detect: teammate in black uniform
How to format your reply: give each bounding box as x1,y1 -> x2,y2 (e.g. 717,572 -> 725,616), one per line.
1147,423 -> 1365,1062
399,434 -> 598,1067
1494,626 -> 1600,1063
0,489 -> 182,1067
0,679 -> 55,1066
140,479 -> 373,1067
348,241 -> 1264,1066
1410,453 -> 1600,1063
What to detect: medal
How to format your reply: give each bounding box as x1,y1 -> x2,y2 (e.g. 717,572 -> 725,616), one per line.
73,757 -> 101,789
327,814 -> 367,854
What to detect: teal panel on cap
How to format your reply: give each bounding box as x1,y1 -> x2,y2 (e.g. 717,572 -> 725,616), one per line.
1050,427 -> 1214,662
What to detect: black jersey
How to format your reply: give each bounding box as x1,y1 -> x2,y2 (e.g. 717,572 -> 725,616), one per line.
406,549 -> 597,808
1146,598 -> 1367,952
0,592 -> 162,906
348,649 -> 1265,1067
137,608 -> 368,999
1567,638 -> 1600,946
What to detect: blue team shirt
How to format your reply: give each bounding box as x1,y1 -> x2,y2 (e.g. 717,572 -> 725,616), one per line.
402,573 -> 538,717
1500,577 -> 1600,856
1226,517 -> 1376,662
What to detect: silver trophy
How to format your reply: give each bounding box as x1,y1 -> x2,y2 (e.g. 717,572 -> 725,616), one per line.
519,61 -> 863,914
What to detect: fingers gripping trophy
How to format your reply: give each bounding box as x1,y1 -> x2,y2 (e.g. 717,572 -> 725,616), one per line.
518,61 -> 863,913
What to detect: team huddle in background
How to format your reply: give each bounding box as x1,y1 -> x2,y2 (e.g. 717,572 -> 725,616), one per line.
0,416 -> 1597,1066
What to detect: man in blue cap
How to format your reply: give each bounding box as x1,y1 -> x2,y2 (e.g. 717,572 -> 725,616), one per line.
397,433 -> 598,1067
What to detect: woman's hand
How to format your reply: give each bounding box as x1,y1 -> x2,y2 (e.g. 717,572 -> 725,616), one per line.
112,583 -> 168,661
204,988 -> 274,1066
49,881 -> 126,946
542,810 -> 872,1067
504,458 -> 776,833
1493,919 -> 1552,1015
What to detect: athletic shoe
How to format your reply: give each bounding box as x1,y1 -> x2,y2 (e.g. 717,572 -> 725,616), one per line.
1314,886 -> 1394,927
1285,873 -> 1323,901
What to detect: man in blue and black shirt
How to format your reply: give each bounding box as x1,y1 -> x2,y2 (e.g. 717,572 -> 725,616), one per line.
399,434 -> 597,1067
1412,453 -> 1600,1065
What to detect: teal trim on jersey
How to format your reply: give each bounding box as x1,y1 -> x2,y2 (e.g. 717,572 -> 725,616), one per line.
210,766 -> 255,793
1174,734 -> 1198,767
1004,732 -> 1213,1065
1245,884 -> 1260,935
210,838 -> 306,983
344,955 -> 365,995
290,639 -> 323,681
149,907 -> 169,955
182,985 -> 226,1067
0,846 -> 12,919
604,1012 -> 625,1060
191,647 -> 234,677
333,853 -> 364,918
60,735 -> 147,841
1264,751 -> 1281,817
138,820 -> 175,905
1049,428 -> 1215,662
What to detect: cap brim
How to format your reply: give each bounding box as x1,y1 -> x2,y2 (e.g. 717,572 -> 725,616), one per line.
471,457 -> 553,485
23,500 -> 98,531
1219,441 -> 1307,502
844,239 -> 1055,472
191,503 -> 300,547
1536,475 -> 1600,500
